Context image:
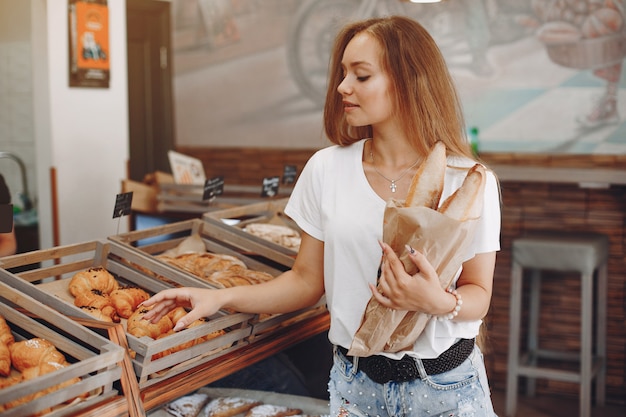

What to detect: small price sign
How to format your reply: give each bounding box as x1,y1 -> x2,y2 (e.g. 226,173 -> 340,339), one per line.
203,176 -> 225,200
261,176 -> 280,198
282,165 -> 297,184
112,192 -> 133,219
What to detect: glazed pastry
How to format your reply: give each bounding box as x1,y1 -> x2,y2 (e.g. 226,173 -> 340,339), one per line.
68,266 -> 119,297
166,391 -> 211,417
110,287 -> 150,319
9,338 -> 67,372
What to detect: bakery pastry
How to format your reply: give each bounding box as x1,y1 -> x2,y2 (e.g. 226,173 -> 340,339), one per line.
110,286 -> 150,319
245,404 -> 303,417
152,318 -> 225,360
127,306 -> 173,339
0,341 -> 10,377
68,266 -> 119,297
0,316 -> 14,346
243,223 -> 301,251
73,289 -> 120,322
203,397 -> 263,417
166,391 -> 211,417
79,306 -> 114,322
9,338 -> 67,372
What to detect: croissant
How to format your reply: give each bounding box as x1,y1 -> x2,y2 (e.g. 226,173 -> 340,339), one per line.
127,307 -> 173,339
9,338 -> 67,372
68,267 -> 119,297
74,289 -> 120,322
0,342 -> 10,377
167,306 -> 188,325
110,287 -> 150,319
152,319 -> 225,360
2,362 -> 83,414
79,306 -> 114,322
0,315 -> 14,346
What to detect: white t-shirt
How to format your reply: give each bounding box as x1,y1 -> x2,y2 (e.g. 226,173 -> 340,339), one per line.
284,139 -> 501,359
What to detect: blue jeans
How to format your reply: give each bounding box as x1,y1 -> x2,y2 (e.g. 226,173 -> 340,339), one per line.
329,345 -> 497,417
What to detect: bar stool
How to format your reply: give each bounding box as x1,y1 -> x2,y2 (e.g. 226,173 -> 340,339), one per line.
505,232 -> 608,417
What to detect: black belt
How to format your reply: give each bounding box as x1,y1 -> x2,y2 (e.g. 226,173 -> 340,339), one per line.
337,338 -> 474,384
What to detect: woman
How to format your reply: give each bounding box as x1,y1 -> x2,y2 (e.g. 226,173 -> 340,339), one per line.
144,15 -> 500,416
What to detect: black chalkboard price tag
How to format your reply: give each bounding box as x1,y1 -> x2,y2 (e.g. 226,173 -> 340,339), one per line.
112,192 -> 133,219
203,176 -> 225,200
282,165 -> 297,184
261,176 -> 280,198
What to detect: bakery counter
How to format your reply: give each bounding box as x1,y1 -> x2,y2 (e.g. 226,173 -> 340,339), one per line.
480,154 -> 626,406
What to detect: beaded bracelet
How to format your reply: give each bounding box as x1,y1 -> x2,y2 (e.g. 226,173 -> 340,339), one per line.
436,288 -> 463,321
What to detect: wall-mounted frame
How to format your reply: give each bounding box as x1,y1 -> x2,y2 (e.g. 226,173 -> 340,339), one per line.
68,0 -> 110,88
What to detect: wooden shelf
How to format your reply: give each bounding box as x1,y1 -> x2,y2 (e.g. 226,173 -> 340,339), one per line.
72,312 -> 330,416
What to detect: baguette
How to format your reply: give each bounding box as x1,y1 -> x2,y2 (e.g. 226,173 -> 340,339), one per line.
404,141 -> 446,208
437,164 -> 486,221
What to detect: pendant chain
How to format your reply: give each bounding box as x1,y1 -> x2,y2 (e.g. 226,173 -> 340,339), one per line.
369,149 -> 420,193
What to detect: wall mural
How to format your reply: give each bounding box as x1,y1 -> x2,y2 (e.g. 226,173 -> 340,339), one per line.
171,0 -> 626,155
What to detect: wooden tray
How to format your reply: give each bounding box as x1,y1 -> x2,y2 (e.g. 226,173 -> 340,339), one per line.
107,218 -> 326,347
0,240 -> 253,389
0,279 -> 124,417
202,198 -> 299,263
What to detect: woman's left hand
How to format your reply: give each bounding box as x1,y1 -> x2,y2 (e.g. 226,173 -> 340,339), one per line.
370,241 -> 449,314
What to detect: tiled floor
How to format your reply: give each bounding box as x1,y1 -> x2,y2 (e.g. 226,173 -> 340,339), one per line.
491,389 -> 626,417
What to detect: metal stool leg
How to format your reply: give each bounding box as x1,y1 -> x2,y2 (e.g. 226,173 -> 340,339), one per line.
580,271 -> 593,417
506,262 -> 523,417
596,263 -> 607,406
526,269 -> 541,397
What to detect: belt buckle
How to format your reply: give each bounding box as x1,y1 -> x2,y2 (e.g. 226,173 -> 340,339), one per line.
360,355 -> 420,384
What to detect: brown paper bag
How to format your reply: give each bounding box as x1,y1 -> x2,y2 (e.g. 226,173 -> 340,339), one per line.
348,204 -> 478,356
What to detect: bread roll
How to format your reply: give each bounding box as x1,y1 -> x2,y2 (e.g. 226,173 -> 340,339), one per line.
437,164 -> 486,221
68,267 -> 119,297
405,141 -> 446,208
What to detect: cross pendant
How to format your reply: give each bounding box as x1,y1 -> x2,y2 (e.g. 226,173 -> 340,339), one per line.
390,181 -> 397,193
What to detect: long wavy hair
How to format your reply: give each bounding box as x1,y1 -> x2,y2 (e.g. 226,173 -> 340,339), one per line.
323,15 -> 474,160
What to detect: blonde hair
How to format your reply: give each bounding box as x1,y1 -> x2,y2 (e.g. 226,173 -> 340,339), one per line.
324,15 -> 474,160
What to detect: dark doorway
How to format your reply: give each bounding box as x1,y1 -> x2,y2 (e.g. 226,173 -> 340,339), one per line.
126,0 -> 175,182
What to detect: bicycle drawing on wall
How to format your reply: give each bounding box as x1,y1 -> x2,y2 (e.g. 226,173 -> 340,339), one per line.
286,0 -> 537,107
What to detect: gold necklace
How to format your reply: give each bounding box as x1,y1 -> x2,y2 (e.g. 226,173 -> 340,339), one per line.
369,148 -> 420,193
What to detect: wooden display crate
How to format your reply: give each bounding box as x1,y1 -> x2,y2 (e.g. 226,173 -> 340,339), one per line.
0,240 -> 254,389
202,198 -> 299,265
0,279 -> 125,417
108,218 -> 326,346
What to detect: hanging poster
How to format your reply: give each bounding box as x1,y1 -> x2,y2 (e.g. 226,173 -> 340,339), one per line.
68,0 -> 110,88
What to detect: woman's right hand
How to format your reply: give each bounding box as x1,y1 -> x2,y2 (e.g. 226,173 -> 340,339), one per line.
141,287 -> 223,331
